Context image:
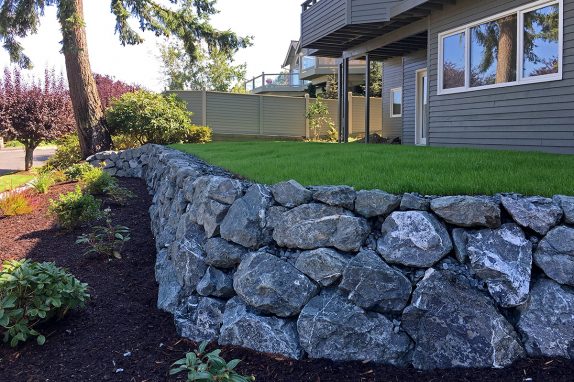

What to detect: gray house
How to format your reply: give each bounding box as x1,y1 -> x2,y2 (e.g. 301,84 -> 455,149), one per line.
301,0 -> 571,153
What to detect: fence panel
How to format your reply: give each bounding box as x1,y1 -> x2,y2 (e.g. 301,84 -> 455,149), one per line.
262,96 -> 307,136
206,92 -> 260,135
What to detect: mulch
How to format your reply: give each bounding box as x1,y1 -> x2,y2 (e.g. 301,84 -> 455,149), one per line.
0,178 -> 573,382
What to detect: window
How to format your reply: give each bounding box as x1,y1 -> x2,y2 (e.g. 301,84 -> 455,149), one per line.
438,0 -> 562,94
391,87 -> 402,117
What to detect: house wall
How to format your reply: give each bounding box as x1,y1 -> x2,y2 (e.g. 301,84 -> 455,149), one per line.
428,0 -> 574,153
301,0 -> 347,47
402,49 -> 428,145
382,57 -> 404,139
350,0 -> 392,24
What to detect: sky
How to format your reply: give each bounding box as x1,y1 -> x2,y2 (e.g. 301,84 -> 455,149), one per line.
0,0 -> 302,91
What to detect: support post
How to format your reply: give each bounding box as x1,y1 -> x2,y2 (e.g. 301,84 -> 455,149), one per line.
304,94 -> 310,139
364,54 -> 371,143
201,90 -> 207,126
343,57 -> 350,143
348,91 -> 354,137
337,63 -> 343,143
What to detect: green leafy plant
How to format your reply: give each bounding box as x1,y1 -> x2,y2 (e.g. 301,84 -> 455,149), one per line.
44,134 -> 83,171
170,341 -> 255,382
106,90 -> 195,145
0,190 -> 36,216
76,209 -> 130,259
0,259 -> 89,347
64,163 -> 94,181
81,167 -> 117,195
48,186 -> 102,230
104,185 -> 135,206
31,172 -> 54,194
306,98 -> 337,142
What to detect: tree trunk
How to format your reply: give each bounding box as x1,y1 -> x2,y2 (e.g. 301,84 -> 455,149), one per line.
24,145 -> 35,171
496,17 -> 517,84
59,0 -> 111,158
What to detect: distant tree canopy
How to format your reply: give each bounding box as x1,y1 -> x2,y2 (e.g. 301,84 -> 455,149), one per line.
0,0 -> 249,157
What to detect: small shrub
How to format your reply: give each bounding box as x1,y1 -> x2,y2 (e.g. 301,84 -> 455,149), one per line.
306,97 -> 337,142
64,163 -> 94,181
31,173 -> 54,194
170,341 -> 255,382
81,167 -> 117,195
0,191 -> 36,216
180,125 -> 212,144
45,134 -> 82,170
104,185 -> 135,206
106,90 -> 194,145
76,209 -> 130,259
50,170 -> 68,184
0,259 -> 89,347
111,134 -> 141,150
49,187 -> 102,230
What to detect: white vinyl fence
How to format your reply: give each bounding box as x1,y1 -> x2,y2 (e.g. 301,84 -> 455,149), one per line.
169,91 -> 383,139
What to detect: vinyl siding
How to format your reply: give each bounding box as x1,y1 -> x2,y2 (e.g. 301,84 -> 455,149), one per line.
382,57 -> 404,139
301,0 -> 347,47
428,0 -> 574,153
350,0 -> 392,24
402,49 -> 428,145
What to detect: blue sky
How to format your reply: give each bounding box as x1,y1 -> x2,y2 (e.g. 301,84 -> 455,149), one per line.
0,0 -> 302,91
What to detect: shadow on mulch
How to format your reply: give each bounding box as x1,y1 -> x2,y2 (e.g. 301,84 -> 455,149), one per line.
0,178 -> 572,382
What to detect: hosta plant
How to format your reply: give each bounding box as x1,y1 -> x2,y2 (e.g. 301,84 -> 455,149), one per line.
170,341 -> 255,382
76,209 -> 130,259
0,260 -> 89,347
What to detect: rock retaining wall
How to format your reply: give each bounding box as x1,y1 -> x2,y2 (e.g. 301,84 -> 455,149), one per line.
88,145 -> 574,370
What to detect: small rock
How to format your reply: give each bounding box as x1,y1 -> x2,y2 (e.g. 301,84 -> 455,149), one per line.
354,190 -> 401,218
534,226 -> 574,286
501,195 -> 563,235
197,267 -> 235,298
271,180 -> 312,208
431,196 -> 501,228
204,238 -> 246,269
312,186 -> 356,210
174,296 -> 226,342
294,248 -> 350,287
451,228 -> 469,263
400,193 -> 430,211
553,195 -> 574,224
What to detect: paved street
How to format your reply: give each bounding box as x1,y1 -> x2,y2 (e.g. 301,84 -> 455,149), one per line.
0,147 -> 56,175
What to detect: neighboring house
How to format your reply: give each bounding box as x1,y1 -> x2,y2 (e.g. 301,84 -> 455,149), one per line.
301,0 -> 572,153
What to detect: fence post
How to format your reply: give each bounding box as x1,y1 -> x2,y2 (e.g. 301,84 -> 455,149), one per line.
259,95 -> 264,135
304,94 -> 310,139
348,92 -> 354,136
201,90 -> 207,126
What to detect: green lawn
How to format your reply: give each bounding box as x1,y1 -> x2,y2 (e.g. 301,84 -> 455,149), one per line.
0,172 -> 34,192
172,142 -> 574,196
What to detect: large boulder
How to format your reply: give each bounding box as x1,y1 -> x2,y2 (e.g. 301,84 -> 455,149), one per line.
233,252 -> 319,317
377,211 -> 452,268
516,278 -> 574,358
174,296 -> 226,342
553,195 -> 574,224
430,196 -> 501,228
354,190 -> 401,218
402,269 -> 525,369
501,195 -> 563,235
534,226 -> 574,286
297,290 -> 413,365
339,250 -> 412,313
219,297 -> 303,359
271,180 -> 312,208
155,249 -> 183,313
196,266 -> 235,298
169,216 -> 208,292
312,186 -> 356,210
294,248 -> 350,287
220,184 -> 274,249
466,224 -> 533,307
273,203 -> 370,252
204,237 -> 247,269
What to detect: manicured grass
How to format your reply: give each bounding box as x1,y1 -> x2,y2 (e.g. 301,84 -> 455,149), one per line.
172,142 -> 574,196
0,172 -> 34,192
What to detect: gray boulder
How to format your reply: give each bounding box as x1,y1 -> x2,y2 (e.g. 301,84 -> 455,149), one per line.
219,297 -> 303,359
197,267 -> 235,298
233,252 -> 319,317
431,196 -> 501,228
297,290 -> 413,365
377,211 -> 452,268
174,296 -> 226,342
451,228 -> 469,263
271,180 -> 312,208
204,237 -> 246,269
170,217 -> 208,292
273,203 -> 370,252
402,269 -> 525,369
516,278 -> 574,358
312,185 -> 356,210
155,249 -> 183,313
400,193 -> 430,211
220,184 -> 274,248
354,190 -> 401,218
294,248 -> 350,287
534,226 -> 574,286
339,250 -> 412,313
501,195 -> 563,235
553,195 -> 574,224
466,224 -> 532,307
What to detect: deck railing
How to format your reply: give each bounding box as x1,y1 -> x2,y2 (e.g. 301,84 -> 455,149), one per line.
301,0 -> 322,11
244,73 -> 309,93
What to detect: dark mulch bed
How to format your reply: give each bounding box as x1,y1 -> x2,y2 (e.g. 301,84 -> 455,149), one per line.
0,178 -> 573,382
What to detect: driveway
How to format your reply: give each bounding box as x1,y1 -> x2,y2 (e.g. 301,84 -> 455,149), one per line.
0,147 -> 56,175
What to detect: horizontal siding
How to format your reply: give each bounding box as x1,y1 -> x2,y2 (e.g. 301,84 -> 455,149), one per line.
402,49 -> 427,145
167,91 -> 204,125
206,93 -> 260,135
428,0 -> 574,153
350,0 -> 392,24
382,57 -> 403,139
301,0 -> 347,47
262,97 -> 306,136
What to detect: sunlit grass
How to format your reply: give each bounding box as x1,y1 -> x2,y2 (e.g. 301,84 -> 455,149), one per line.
0,172 -> 34,192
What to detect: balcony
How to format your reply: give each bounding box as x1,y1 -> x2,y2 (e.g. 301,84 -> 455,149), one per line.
300,56 -> 366,80
245,73 -> 309,95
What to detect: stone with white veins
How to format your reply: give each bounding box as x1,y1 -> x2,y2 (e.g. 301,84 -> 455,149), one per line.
196,266 -> 235,298
339,249 -> 412,313
354,190 -> 401,218
204,237 -> 246,269
501,195 -> 563,235
534,226 -> 574,286
174,296 -> 226,342
294,248 -> 350,287
466,224 -> 532,307
377,211 -> 452,268
271,180 -> 312,208
553,195 -> 574,224
312,185 -> 356,210
155,249 -> 183,313
430,196 -> 501,228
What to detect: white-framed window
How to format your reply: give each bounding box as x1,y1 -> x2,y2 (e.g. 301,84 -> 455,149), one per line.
390,87 -> 403,117
438,0 -> 563,95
